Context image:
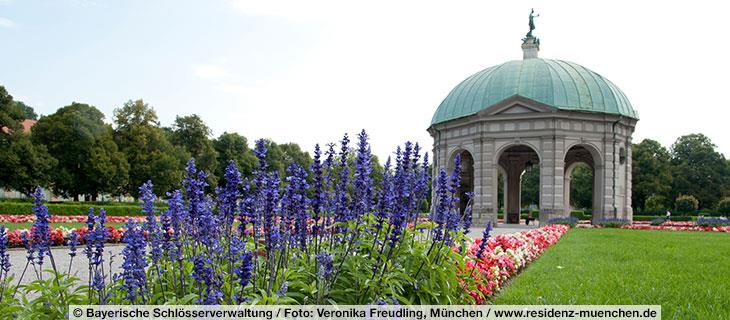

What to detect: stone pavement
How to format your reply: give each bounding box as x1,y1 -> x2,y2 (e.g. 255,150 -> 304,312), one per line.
5,244 -> 124,289
466,221 -> 540,239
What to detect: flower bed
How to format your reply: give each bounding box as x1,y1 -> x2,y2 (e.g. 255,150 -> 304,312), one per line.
577,220 -> 730,232
5,225 -> 126,247
460,224 -> 570,304
0,214 -> 144,224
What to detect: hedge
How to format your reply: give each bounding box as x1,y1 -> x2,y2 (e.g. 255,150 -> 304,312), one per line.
0,202 -> 160,216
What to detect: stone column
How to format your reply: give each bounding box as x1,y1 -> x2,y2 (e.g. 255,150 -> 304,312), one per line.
475,138 -> 498,227
539,135 -> 566,225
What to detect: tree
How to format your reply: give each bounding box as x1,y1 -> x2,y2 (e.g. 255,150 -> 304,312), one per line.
15,101 -> 37,120
213,132 -> 257,181
32,102 -> 129,200
632,139 -> 673,211
169,114 -> 218,185
670,134 -> 730,209
520,168 -> 539,208
113,99 -> 188,196
279,142 -> 313,172
570,163 -> 593,211
0,133 -> 56,195
0,86 -> 24,133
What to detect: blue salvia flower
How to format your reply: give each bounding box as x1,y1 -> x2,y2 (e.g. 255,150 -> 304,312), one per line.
262,172 -> 281,254
84,208 -> 95,261
442,154 -> 463,243
183,159 -> 210,234
121,219 -> 147,303
0,226 -> 10,282
92,209 -> 108,267
334,134 -> 351,223
353,129 -> 373,219
197,194 -> 219,249
282,162 -> 309,249
163,189 -> 185,261
238,178 -> 255,236
30,187 -> 50,266
253,139 -> 269,190
415,151 -> 430,210
219,160 -> 242,229
67,231 -> 79,258
140,181 -> 163,264
21,231 -> 33,264
310,144 -> 324,235
374,157 -> 394,231
277,281 -> 288,297
432,168 -> 450,243
323,143 -> 336,214
234,250 -> 254,303
191,255 -> 221,305
475,222 -> 492,260
316,251 -> 333,278
204,289 -> 224,305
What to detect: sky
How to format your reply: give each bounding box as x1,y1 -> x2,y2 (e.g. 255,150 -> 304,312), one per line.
2,0 -> 730,161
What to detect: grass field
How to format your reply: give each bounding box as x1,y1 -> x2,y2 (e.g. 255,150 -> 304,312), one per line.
494,228 -> 730,319
2,222 -> 126,231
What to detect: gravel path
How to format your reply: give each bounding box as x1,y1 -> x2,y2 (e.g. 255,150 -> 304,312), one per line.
5,244 -> 124,290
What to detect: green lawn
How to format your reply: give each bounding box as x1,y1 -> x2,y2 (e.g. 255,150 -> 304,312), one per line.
494,228 -> 730,319
2,222 -> 126,231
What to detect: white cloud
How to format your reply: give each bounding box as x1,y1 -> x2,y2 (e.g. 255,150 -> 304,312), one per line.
0,17 -> 15,28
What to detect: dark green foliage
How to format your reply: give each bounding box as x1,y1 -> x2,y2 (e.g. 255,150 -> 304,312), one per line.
717,197 -> 730,214
169,114 -> 219,186
593,218 -> 630,228
670,134 -> 729,209
213,132 -> 257,181
0,85 -> 24,133
520,168 -> 539,208
14,101 -> 37,120
569,164 -> 593,210
260,139 -> 313,177
632,139 -> 672,211
31,102 -> 129,200
643,194 -> 668,215
0,201 -> 151,216
674,194 -> 699,215
113,100 -> 188,196
0,131 -> 57,196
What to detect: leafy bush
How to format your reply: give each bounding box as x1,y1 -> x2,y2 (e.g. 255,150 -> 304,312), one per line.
650,217 -> 665,226
644,195 -> 668,215
547,216 -> 579,227
633,215 -> 694,222
696,217 -> 730,227
0,202 -> 157,216
594,218 -> 630,228
674,194 -> 699,215
570,210 -> 591,220
717,198 -> 730,215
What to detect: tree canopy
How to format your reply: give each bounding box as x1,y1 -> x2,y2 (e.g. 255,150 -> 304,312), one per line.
113,99 -> 188,196
32,102 -> 129,200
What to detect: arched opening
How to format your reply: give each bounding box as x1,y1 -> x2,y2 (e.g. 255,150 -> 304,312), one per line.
497,145 -> 540,224
564,145 -> 602,219
567,163 -> 593,213
452,150 -> 475,215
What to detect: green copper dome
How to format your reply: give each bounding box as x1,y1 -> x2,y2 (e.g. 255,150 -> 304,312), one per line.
431,58 -> 638,125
